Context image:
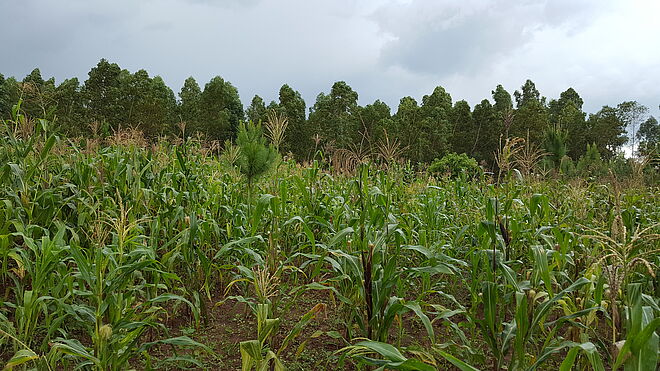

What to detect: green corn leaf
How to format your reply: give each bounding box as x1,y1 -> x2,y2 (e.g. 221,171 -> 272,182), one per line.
402,301 -> 434,344
434,349 -> 481,371
4,349 -> 39,369
139,336 -> 212,353
51,339 -> 101,367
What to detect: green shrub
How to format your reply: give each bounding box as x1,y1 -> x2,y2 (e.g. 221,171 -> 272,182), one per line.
608,153 -> 632,178
577,143 -> 606,177
429,152 -> 482,179
543,124 -> 568,167
559,155 -> 575,176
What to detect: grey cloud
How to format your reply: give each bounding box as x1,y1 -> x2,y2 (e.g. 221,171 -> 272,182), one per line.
372,0 -> 607,77
180,0 -> 262,8
0,0 -> 657,117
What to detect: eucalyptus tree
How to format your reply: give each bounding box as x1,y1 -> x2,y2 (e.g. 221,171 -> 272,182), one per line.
308,81 -> 359,151
82,59 -> 124,130
178,77 -> 203,136
246,95 -> 268,125
617,101 -> 649,157
277,84 -> 308,159
200,76 -> 243,142
450,100 -> 473,155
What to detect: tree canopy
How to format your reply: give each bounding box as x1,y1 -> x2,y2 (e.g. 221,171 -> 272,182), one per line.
1,59 -> 654,171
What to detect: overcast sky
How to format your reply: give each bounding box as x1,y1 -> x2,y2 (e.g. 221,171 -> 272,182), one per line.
1,0 -> 658,116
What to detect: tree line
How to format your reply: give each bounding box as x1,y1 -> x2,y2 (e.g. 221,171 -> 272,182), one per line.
1,58 -> 658,169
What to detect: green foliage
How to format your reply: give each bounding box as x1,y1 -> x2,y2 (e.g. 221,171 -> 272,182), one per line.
617,101 -> 649,156
429,153 -> 481,179
0,62 -> 646,171
276,85 -> 308,159
586,106 -> 628,158
20,68 -> 57,121
1,107 -> 659,370
200,76 -> 244,142
178,76 -> 203,136
390,96 -> 421,161
53,77 -> 86,135
548,87 -> 584,121
416,86 -> 453,163
492,84 -> 513,113
356,99 -> 392,148
308,81 -> 360,151
388,86 -> 454,164
556,100 -> 588,159
82,58 -> 124,128
637,116 -> 659,156
512,99 -> 550,145
613,284 -> 660,370
470,99 -> 499,164
450,100 -> 474,155
338,341 -> 436,371
559,155 -> 575,176
0,73 -> 8,118
608,154 -> 633,178
577,143 -> 606,177
119,70 -> 178,137
513,79 -> 542,108
246,95 -> 268,125
236,121 -> 278,187
543,124 -> 568,167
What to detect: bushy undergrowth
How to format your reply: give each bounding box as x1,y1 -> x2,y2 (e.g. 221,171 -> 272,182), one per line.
429,152 -> 482,179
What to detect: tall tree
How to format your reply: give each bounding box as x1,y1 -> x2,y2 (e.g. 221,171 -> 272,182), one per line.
558,101 -> 588,159
178,77 -> 202,136
511,80 -> 549,145
356,99 -> 391,148
492,84 -> 513,113
491,84 -> 513,143
471,99 -> 499,165
549,87 -> 584,122
140,76 -> 177,137
616,101 -> 649,156
637,116 -> 659,156
391,96 -> 421,163
547,88 -> 587,158
308,81 -> 359,150
277,84 -> 308,159
0,73 -> 9,119
0,77 -> 21,120
54,78 -> 86,134
21,68 -> 57,119
513,79 -> 542,108
585,106 -> 627,158
116,70 -> 177,138
449,100 -> 473,155
119,69 -> 149,126
416,86 -> 453,162
199,76 -> 244,142
82,59 -> 124,130
246,95 -> 268,124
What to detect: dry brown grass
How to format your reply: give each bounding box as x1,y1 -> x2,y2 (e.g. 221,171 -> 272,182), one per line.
514,131 -> 547,178
264,110 -> 289,150
331,143 -> 371,175
376,129 -> 406,170
106,126 -> 148,148
495,136 -> 525,182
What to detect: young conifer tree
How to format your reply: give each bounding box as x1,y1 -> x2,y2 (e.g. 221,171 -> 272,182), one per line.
236,121 -> 278,201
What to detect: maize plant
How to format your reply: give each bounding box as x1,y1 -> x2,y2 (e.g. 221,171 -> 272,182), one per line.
1,106 -> 659,369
